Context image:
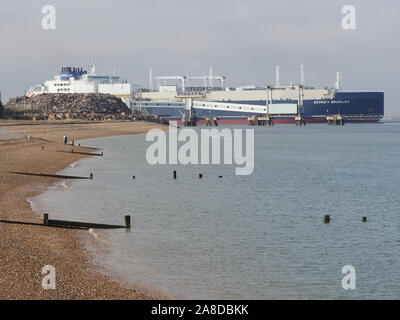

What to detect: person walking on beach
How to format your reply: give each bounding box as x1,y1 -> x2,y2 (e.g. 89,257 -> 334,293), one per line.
63,134 -> 68,146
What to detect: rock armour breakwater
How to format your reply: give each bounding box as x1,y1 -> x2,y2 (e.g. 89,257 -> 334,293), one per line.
5,93 -> 132,121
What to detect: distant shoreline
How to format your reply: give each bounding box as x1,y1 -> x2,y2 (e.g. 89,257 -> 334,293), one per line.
0,120 -> 169,299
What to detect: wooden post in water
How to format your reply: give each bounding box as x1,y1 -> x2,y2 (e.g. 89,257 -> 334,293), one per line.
173,170 -> 177,179
125,215 -> 131,228
199,173 -> 203,179
362,217 -> 367,222
43,213 -> 49,226
90,173 -> 93,180
323,215 -> 330,224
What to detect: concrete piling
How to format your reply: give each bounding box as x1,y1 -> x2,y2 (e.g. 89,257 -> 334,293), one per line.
206,117 -> 219,126
295,116 -> 306,126
326,115 -> 345,125
248,115 -> 274,126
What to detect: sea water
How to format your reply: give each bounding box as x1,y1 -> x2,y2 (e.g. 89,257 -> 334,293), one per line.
31,122 -> 400,299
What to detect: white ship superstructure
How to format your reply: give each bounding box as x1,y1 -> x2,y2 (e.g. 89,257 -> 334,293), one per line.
26,63 -> 132,106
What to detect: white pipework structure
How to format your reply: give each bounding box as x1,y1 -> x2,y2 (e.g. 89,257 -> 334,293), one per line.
300,65 -> 304,86
335,71 -> 342,90
189,73 -> 208,89
275,65 -> 280,87
154,75 -> 186,92
149,69 -> 153,90
189,68 -> 226,89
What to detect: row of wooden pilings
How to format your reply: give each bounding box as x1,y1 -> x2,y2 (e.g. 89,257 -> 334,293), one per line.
172,170 -> 223,180
323,215 -> 367,223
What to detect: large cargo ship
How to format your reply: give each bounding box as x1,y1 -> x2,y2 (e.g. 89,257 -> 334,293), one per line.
133,67 -> 384,124
26,63 -> 132,106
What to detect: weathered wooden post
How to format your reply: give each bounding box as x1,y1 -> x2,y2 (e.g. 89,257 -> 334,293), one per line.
43,213 -> 49,226
125,215 -> 131,229
90,173 -> 93,180
173,170 -> 177,179
323,215 -> 330,224
362,217 -> 367,222
199,173 -> 203,179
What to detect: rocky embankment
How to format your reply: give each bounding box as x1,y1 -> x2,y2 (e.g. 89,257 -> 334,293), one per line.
5,93 -> 132,120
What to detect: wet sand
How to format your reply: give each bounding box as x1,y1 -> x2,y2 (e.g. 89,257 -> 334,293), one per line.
0,121 -> 168,299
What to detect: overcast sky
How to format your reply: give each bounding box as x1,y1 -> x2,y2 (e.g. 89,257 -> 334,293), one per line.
1,0 -> 399,114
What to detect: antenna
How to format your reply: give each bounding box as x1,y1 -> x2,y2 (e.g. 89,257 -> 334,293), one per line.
275,65 -> 280,87
300,65 -> 304,86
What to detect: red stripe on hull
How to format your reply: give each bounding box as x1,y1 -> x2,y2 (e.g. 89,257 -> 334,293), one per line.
174,118 -> 381,125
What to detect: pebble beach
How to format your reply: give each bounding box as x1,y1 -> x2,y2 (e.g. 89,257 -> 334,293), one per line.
0,121 -> 167,299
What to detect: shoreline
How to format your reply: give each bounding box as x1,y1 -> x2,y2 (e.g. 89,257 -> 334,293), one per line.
0,121 -> 169,299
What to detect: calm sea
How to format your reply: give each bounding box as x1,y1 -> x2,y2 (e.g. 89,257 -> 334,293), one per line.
31,122 -> 400,299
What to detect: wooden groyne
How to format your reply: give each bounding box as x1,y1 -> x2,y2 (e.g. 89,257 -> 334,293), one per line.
43,214 -> 130,229
76,144 -> 102,150
2,170 -> 93,180
0,219 -> 88,230
58,150 -> 103,156
0,214 -> 131,230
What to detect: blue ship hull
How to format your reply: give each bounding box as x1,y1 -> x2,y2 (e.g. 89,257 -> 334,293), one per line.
136,91 -> 384,123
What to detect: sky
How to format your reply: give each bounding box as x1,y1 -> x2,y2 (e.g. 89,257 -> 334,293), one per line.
0,0 -> 399,114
